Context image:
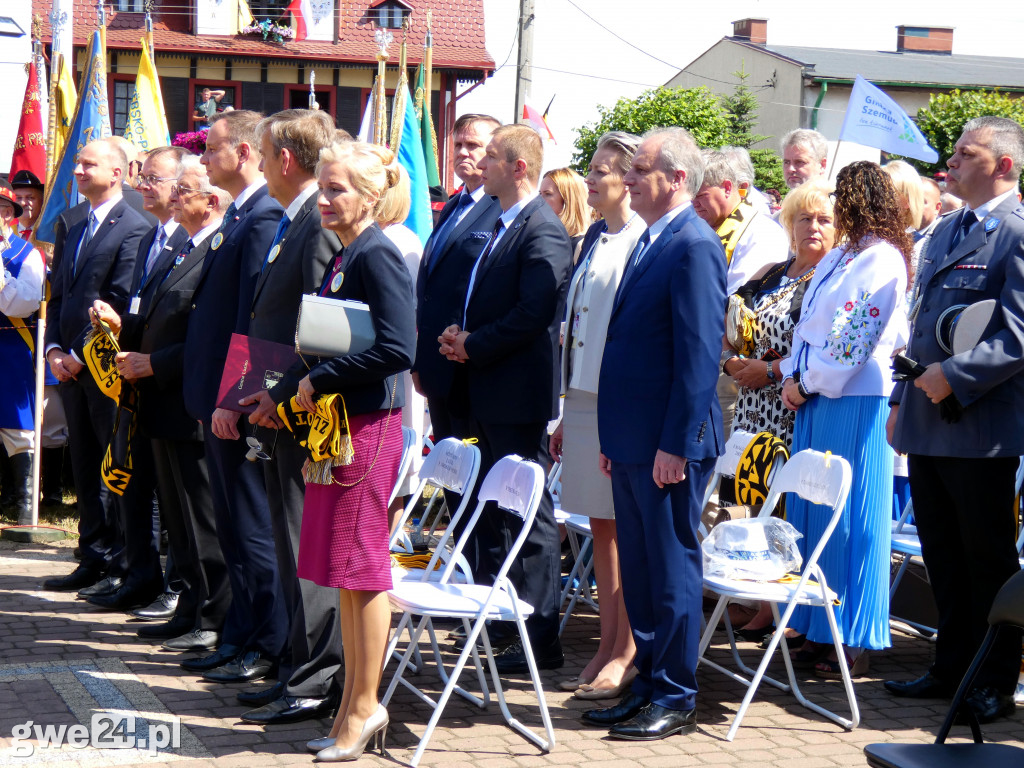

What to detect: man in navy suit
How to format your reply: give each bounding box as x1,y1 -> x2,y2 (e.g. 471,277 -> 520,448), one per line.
178,110 -> 289,679
439,123 -> 572,672
885,116 -> 1024,723
83,146 -> 192,613
42,138 -> 151,592
585,128 -> 726,740
412,113 -> 501,444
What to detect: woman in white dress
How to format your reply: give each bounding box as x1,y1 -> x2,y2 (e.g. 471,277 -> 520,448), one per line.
549,132 -> 643,699
377,166 -> 427,531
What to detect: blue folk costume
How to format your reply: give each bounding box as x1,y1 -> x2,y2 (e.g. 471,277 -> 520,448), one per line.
0,234 -> 42,430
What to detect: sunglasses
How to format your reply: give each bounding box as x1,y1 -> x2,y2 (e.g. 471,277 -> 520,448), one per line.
245,428 -> 278,462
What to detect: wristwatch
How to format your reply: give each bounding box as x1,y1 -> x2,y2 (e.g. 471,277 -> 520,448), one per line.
766,362 -> 776,382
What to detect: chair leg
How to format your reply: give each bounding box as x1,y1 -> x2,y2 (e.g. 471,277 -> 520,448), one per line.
937,625 -> 999,744
486,614 -> 555,753
558,537 -> 594,636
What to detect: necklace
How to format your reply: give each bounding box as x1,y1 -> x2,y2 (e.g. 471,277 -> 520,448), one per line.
605,212 -> 638,236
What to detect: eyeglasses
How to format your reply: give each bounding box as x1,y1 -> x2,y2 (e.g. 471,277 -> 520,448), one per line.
138,174 -> 176,187
173,184 -> 204,197
245,428 -> 278,462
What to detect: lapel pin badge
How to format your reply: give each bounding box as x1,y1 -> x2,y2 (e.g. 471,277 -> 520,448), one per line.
985,217 -> 1000,232
212,232 -> 224,250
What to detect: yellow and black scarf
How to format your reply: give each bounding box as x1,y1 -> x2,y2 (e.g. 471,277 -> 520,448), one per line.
715,198 -> 758,265
276,393 -> 354,485
735,431 -> 790,516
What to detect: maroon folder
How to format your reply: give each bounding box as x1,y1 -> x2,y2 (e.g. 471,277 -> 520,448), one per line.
216,333 -> 299,414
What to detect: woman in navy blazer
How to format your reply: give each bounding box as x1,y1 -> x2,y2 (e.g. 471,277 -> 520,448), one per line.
285,141 -> 415,762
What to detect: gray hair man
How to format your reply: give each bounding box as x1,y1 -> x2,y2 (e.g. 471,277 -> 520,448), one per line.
720,145 -> 771,216
780,129 -> 828,189
886,116 -> 1024,724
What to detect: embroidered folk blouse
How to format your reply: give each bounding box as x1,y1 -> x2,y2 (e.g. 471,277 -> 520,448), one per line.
781,237 -> 909,399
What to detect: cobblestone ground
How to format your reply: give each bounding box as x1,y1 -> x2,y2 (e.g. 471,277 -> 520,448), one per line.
0,538 -> 1019,767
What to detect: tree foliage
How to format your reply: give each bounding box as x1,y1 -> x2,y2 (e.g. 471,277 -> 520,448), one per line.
571,86 -> 730,174
719,69 -> 785,194
912,89 -> 1024,176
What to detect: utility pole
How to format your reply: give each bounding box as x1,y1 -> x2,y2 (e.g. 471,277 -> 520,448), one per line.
513,0 -> 534,124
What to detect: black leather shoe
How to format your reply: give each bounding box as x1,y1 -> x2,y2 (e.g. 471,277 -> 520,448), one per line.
202,650 -> 274,683
493,639 -> 563,674
88,583 -> 162,610
239,693 -> 338,724
137,617 -> 193,640
883,672 -> 953,699
582,691 -> 650,726
609,703 -> 697,741
43,566 -> 103,592
965,686 -> 1016,723
78,575 -> 124,598
452,631 -> 516,653
237,681 -> 285,707
131,593 -> 179,621
180,644 -> 241,673
163,629 -> 220,652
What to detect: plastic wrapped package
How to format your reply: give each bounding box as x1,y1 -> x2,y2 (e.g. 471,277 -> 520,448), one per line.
702,517 -> 803,582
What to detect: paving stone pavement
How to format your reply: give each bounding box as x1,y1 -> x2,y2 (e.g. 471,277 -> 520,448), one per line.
0,539 -> 1020,767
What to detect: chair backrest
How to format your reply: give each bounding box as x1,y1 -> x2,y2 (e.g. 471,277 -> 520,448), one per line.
388,438 -> 481,561
438,455 -> 545,584
388,426 -> 420,505
755,449 -> 852,581
700,429 -> 759,510
988,569 -> 1024,629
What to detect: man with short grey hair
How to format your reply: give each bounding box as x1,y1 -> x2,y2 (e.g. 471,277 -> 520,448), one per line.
720,145 -> 770,216
885,116 -> 1024,723
585,126 -> 726,741
780,128 -> 828,189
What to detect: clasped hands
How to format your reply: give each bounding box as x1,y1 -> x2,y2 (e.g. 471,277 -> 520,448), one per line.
439,324 -> 470,363
236,375 -> 317,432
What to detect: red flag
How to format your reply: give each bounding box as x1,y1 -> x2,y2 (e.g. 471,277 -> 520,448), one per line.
12,60 -> 46,180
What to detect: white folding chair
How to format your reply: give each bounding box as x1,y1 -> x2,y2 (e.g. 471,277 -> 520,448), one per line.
699,429 -> 759,539
388,426 -> 419,506
556,510 -> 597,636
383,455 -> 555,767
389,437 -> 481,584
698,449 -> 854,741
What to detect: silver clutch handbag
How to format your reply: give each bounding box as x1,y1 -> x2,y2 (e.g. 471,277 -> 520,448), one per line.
295,294 -> 376,358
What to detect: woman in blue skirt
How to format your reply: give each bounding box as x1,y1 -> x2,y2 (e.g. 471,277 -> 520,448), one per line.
779,161 -> 910,678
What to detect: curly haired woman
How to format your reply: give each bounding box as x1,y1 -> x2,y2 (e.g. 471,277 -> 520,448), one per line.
779,161 -> 910,679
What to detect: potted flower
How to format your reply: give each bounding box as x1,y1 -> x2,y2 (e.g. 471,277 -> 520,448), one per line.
240,18 -> 295,43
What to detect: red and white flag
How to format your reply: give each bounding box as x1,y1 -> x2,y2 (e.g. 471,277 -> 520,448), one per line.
286,0 -> 334,42
523,103 -> 555,143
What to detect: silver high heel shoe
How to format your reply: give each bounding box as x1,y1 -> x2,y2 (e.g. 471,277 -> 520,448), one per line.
314,704 -> 388,762
306,736 -> 336,754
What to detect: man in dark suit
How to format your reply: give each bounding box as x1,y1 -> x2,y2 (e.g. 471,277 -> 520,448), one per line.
42,138 -> 152,592
439,123 -> 572,673
95,157 -> 233,661
180,110 -> 289,680
238,110 -> 340,723
585,128 -> 725,740
82,147 -> 192,613
412,113 -> 501,444
885,116 -> 1024,723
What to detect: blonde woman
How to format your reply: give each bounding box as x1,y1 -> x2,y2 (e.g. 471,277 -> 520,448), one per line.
295,141 -> 416,761
540,166 -> 592,253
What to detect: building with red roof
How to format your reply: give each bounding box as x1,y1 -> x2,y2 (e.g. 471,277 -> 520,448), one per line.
30,0 -> 494,186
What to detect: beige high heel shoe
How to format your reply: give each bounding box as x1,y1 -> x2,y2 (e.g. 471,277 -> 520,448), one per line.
314,704 -> 388,762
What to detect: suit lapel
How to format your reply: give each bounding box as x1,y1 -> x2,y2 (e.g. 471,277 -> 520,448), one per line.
252,193 -> 316,304
470,198 -> 538,294
146,239 -> 208,320
933,197 -> 1017,275
195,188 -> 264,288
142,227 -> 188,292
612,208 -> 689,313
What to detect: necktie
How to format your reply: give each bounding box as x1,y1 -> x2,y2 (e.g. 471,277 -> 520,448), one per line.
74,212 -> 97,274
261,214 -> 290,272
463,219 -> 506,327
218,202 -> 237,233
950,209 -> 977,252
620,230 -> 651,286
427,193 -> 473,272
143,227 -> 167,284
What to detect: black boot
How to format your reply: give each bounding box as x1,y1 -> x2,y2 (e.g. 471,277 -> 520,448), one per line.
41,447 -> 65,508
0,446 -> 13,510
10,451 -> 35,526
